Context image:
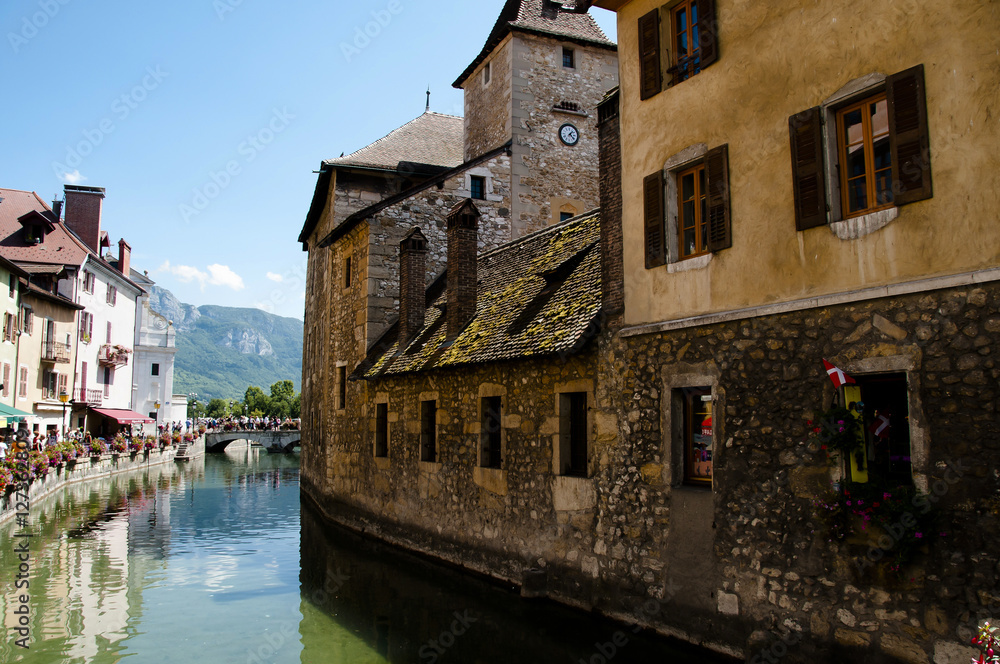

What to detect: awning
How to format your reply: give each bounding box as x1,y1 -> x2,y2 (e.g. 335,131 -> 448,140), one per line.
0,403 -> 33,420
91,408 -> 154,424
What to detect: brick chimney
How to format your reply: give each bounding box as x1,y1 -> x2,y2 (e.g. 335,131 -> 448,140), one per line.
597,88 -> 624,330
446,199 -> 481,341
63,185 -> 106,252
51,197 -> 62,222
398,227 -> 427,351
118,239 -> 131,276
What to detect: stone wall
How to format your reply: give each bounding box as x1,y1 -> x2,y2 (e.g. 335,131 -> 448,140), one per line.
463,36 -> 513,161
509,32 -> 618,237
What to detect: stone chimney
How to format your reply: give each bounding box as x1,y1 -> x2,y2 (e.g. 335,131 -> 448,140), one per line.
118,238 -> 131,276
398,227 -> 427,351
63,185 -> 106,252
597,88 -> 624,329
446,199 -> 481,341
51,198 -> 62,222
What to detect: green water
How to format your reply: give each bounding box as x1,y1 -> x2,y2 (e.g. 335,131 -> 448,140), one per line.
1,453 -> 732,663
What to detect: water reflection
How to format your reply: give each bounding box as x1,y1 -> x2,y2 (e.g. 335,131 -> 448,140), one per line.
299,504 -> 733,664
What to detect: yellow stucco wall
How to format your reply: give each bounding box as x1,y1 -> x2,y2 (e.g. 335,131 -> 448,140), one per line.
612,0 -> 1000,326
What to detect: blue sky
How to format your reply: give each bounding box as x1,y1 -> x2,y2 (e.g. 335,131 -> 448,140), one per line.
0,1 -> 617,320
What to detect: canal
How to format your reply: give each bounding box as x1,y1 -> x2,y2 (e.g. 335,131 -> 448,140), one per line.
1,452 -> 735,663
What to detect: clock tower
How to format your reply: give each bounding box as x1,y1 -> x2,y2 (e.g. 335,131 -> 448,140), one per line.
453,0 -> 619,237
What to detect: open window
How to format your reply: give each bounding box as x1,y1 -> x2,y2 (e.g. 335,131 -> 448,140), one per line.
681,387 -> 713,485
842,373 -> 912,488
374,402 -> 388,458
558,392 -> 589,477
638,0 -> 719,100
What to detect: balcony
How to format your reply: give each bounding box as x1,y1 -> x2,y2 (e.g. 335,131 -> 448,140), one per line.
73,388 -> 103,406
42,341 -> 71,364
99,344 -> 131,367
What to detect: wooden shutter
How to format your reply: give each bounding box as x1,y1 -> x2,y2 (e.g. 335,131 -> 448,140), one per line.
643,171 -> 666,268
2,364 -> 9,398
887,64 -> 932,206
638,9 -> 661,100
706,144 -> 732,251
789,106 -> 827,230
696,0 -> 719,69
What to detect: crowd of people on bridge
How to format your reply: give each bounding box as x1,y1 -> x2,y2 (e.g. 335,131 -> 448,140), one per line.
202,416 -> 300,432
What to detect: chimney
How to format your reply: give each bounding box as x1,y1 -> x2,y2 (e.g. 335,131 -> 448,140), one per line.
446,199 -> 480,341
398,227 -> 427,351
51,198 -> 62,221
118,238 -> 131,276
597,88 -> 624,330
63,185 -> 106,252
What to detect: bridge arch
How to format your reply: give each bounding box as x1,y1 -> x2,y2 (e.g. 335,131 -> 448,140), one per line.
204,431 -> 301,454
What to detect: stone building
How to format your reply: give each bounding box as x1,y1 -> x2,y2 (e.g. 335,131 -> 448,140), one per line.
298,0 -> 618,497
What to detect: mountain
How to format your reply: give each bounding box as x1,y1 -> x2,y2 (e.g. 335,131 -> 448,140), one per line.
147,286 -> 303,402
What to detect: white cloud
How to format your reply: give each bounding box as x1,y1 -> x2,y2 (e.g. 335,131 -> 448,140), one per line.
207,264 -> 245,291
266,272 -> 283,283
158,260 -> 244,291
60,170 -> 88,185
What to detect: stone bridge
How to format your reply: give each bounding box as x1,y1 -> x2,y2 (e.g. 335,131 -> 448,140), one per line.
204,430 -> 301,454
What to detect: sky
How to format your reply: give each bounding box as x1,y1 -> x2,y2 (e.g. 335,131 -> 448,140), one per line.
0,1 -> 617,320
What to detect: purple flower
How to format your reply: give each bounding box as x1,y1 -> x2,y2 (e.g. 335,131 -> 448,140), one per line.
915,532 -> 923,539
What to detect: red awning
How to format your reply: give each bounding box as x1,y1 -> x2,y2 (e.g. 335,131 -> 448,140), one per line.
91,408 -> 154,424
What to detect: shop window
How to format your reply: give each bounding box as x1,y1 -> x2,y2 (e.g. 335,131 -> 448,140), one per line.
559,392 -> 588,477
844,373 -> 912,487
480,396 -> 502,469
681,387 -> 713,485
420,400 -> 437,463
374,403 -> 388,458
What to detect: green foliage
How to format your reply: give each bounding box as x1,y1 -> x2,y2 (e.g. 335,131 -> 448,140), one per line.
206,398 -> 231,418
187,398 -> 207,419
809,405 -> 863,455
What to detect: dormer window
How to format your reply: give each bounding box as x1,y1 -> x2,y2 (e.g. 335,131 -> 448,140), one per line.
17,210 -> 55,246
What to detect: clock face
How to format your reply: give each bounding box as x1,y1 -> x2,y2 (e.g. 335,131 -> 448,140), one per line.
559,123 -> 580,146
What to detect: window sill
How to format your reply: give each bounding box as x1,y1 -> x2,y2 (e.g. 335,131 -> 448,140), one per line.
373,456 -> 389,470
830,207 -> 898,240
473,466 -> 508,496
667,253 -> 712,273
419,460 -> 441,474
552,475 -> 596,511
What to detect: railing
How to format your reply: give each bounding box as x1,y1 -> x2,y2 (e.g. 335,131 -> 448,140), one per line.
42,341 -> 71,363
98,344 -> 130,367
72,388 -> 103,406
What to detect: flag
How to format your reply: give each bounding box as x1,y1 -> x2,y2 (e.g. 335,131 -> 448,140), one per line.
823,359 -> 856,388
870,412 -> 891,440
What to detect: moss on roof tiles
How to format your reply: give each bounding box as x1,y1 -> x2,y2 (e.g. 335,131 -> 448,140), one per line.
363,211 -> 601,379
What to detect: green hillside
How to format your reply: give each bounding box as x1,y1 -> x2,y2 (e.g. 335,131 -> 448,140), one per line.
148,287 -> 303,402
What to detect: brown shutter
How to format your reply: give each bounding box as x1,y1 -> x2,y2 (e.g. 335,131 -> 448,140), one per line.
638,9 -> 661,100
643,171 -> 666,268
887,64 -> 932,206
696,0 -> 718,69
706,144 -> 732,251
789,106 -> 827,230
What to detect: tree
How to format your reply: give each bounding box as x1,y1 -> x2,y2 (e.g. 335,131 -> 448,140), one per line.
188,398 -> 206,419
244,386 -> 270,416
206,398 -> 231,418
270,380 -> 295,402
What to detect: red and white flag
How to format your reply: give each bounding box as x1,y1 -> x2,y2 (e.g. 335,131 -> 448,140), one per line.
870,412 -> 891,439
823,359 -> 856,388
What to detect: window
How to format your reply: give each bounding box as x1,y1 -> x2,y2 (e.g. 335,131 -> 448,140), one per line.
644,144 -> 731,268
103,367 -> 112,397
43,370 -> 57,400
21,307 -> 32,335
106,283 -> 117,306
680,387 -> 713,485
83,271 -> 95,294
790,65 -> 931,230
2,313 -> 13,342
7,274 -> 14,298
638,0 -> 718,100
470,176 -> 485,201
79,311 -> 93,343
58,373 -> 67,399
337,365 -> 347,410
374,402 -> 388,457
151,363 -> 160,376
480,396 -> 502,469
18,366 -> 27,400
420,400 -> 437,463
559,392 -> 588,477
560,212 -> 574,222
563,47 -> 575,68
483,61 -> 491,85
343,255 -> 352,289
843,374 -> 912,488
837,94 -> 893,218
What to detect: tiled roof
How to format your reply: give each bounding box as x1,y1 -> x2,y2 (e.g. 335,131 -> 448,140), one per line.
0,188 -> 89,267
454,0 -> 616,88
325,112 -> 464,172
361,210 -> 601,378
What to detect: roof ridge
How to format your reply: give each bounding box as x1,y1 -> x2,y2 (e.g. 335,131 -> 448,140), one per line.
479,208 -> 600,260
327,111 -> 463,163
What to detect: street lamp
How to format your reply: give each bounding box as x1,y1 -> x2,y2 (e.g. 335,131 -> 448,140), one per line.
58,390 -> 69,441
154,400 -> 161,437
